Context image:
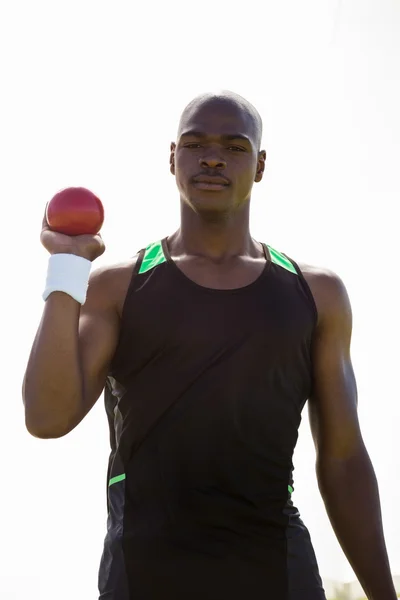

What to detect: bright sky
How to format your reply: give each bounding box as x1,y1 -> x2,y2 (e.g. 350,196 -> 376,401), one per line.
0,1 -> 399,598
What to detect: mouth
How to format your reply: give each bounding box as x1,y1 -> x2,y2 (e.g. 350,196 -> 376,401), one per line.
192,176 -> 230,191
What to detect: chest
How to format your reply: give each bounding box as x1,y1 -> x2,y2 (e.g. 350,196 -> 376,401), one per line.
172,255 -> 267,290
114,265 -> 315,378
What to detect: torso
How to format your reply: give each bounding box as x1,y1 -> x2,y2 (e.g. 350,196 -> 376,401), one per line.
97,238 -> 327,599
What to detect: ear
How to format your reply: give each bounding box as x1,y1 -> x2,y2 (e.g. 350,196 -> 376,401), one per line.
254,150 -> 266,183
170,142 -> 176,175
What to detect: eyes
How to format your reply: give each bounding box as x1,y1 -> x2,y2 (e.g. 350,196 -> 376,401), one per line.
184,143 -> 245,152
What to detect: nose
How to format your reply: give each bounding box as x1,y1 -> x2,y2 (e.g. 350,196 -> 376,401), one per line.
199,154 -> 227,170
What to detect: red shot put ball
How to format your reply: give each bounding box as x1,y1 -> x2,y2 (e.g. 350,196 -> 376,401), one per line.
46,187 -> 104,236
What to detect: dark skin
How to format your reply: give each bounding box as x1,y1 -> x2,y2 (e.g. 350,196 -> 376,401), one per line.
23,94 -> 396,598
167,96 -> 267,289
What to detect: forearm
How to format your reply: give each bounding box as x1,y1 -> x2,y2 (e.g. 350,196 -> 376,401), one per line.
23,292 -> 84,438
317,446 -> 397,600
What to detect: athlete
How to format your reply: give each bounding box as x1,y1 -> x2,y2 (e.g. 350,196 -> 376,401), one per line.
23,91 -> 397,599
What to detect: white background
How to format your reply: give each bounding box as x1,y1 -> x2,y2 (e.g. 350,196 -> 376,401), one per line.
0,0 -> 399,597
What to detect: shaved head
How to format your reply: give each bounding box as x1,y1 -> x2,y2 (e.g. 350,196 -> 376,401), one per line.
171,90 -> 266,217
177,90 -> 263,151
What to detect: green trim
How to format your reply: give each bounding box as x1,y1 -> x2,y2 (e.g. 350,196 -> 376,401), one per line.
107,473 -> 292,494
109,473 -> 126,487
267,245 -> 297,275
138,240 -> 167,274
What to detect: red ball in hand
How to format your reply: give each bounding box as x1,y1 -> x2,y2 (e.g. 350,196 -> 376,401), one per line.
46,187 -> 104,236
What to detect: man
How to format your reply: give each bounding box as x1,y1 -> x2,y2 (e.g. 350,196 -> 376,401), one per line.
23,91 -> 397,599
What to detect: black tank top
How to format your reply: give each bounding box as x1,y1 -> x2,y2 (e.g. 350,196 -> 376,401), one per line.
98,239 -> 326,600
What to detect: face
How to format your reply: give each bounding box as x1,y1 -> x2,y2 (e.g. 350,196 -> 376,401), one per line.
170,99 -> 266,215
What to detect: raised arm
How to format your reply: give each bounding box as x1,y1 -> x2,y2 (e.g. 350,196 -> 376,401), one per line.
304,268 -> 397,600
22,213 -> 133,438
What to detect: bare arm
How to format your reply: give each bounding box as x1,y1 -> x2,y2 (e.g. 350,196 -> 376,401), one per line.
22,264 -> 124,438
305,268 -> 397,600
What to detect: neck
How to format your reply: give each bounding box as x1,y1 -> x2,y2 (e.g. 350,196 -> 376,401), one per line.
169,201 -> 261,261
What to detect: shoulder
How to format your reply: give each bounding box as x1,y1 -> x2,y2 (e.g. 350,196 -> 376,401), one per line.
296,261 -> 352,327
86,254 -> 140,317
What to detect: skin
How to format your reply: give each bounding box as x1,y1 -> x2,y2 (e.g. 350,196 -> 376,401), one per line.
167,93 -> 267,289
23,92 -> 397,598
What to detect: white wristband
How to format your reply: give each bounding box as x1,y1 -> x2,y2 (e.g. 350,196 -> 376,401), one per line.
43,253 -> 92,305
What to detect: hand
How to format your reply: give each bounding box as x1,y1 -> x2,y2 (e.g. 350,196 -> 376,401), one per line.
40,205 -> 106,262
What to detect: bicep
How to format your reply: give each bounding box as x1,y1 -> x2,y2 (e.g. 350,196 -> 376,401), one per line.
308,273 -> 362,461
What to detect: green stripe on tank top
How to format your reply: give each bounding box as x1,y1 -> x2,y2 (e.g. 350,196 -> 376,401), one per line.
138,240 -> 167,274
267,245 -> 297,275
109,473 -> 126,487
108,474 -> 292,494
